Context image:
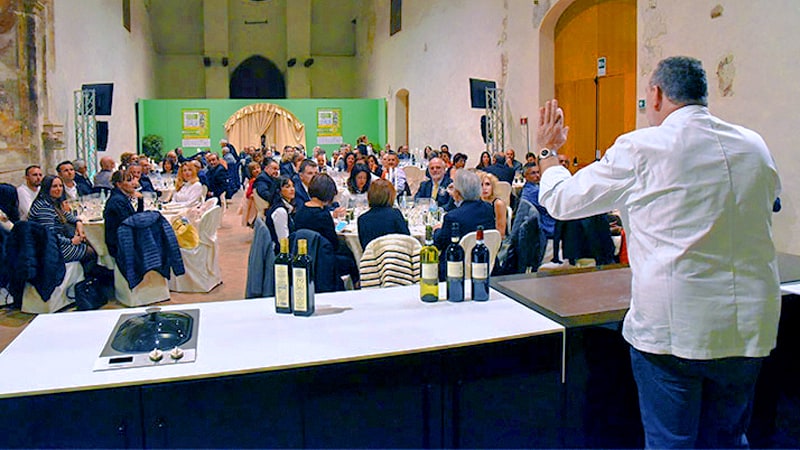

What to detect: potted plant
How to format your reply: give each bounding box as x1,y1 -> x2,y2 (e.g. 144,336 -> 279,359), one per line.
141,134 -> 164,160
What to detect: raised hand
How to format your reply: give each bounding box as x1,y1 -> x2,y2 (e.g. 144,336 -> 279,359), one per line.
536,99 -> 569,151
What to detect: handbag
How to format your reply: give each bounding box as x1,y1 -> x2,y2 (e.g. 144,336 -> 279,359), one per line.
68,277 -> 108,311
171,216 -> 199,249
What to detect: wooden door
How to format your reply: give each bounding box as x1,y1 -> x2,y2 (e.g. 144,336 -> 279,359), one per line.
554,0 -> 636,170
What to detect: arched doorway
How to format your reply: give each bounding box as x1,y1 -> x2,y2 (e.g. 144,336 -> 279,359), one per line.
395,89 -> 409,147
230,55 -> 286,99
553,0 -> 636,169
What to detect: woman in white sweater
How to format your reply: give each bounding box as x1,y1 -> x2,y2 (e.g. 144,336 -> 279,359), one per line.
170,162 -> 204,207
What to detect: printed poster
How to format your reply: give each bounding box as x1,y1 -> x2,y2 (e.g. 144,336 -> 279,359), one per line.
317,108 -> 343,145
181,109 -> 210,148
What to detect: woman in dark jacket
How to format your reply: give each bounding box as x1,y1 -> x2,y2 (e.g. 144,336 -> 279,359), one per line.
347,164 -> 372,195
366,155 -> 383,178
265,176 -> 296,250
294,173 -> 359,284
28,175 -> 95,264
103,169 -> 144,259
357,179 -> 410,250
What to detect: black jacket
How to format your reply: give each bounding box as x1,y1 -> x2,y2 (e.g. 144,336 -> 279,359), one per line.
75,174 -> 94,196
483,163 -> 515,184
117,211 -> 185,289
2,221 -> 66,307
414,177 -> 452,209
357,206 -> 409,250
103,188 -> 143,259
206,165 -> 229,199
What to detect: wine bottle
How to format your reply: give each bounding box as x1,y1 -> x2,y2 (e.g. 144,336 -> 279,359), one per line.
445,223 -> 465,302
274,237 -> 292,313
419,225 -> 440,303
292,239 -> 315,317
471,226 -> 490,301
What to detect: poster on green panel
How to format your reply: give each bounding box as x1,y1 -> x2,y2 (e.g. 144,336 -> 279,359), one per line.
181,109 -> 210,148
316,108 -> 343,145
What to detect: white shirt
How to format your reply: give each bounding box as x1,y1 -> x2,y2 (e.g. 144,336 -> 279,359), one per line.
16,184 -> 39,220
539,105 -> 781,359
384,167 -> 407,193
64,182 -> 78,201
171,181 -> 204,207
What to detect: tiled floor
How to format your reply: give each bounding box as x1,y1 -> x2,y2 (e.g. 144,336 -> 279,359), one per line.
0,193 -> 253,353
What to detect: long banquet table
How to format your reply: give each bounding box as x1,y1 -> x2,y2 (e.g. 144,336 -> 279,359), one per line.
0,284 -> 565,448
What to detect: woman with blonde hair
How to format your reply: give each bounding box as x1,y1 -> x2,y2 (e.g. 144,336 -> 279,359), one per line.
479,171 -> 507,238
170,162 -> 204,207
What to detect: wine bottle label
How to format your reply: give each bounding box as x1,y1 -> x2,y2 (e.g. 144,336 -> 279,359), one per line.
472,263 -> 489,280
275,265 -> 290,308
447,261 -> 463,278
421,263 -> 438,280
293,268 -> 308,311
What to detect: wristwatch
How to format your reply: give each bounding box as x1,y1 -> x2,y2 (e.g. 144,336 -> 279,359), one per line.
538,148 -> 557,159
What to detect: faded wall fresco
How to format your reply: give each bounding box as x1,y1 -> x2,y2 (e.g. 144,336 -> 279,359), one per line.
0,0 -> 49,183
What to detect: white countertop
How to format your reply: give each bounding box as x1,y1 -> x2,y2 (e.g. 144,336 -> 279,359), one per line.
0,285 -> 563,399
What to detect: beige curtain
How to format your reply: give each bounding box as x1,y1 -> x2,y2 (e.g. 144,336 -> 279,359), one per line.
223,103 -> 306,151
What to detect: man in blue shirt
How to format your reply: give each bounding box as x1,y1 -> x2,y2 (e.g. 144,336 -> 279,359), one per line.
520,163 -> 554,238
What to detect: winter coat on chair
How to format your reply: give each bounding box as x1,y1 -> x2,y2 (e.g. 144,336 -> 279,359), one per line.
117,211 -> 185,290
2,221 -> 65,307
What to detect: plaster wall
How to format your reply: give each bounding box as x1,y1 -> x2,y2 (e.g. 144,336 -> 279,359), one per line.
156,55 -> 205,99
48,0 -> 156,167
636,0 -> 800,253
356,0 -> 540,157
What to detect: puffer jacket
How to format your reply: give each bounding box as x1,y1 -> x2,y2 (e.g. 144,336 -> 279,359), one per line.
2,221 -> 65,306
117,211 -> 185,289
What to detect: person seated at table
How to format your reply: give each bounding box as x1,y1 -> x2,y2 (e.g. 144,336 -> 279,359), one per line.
434,170 -> 495,279
340,151 -> 356,176
357,179 -> 410,250
479,171 -> 507,239
104,169 -> 144,260
28,175 -> 96,268
367,154 -> 383,178
265,176 -> 296,249
294,173 -> 358,285
170,162 -> 204,207
244,161 -> 261,200
415,157 -> 451,209
204,153 -> 229,202
347,164 -> 372,195
475,151 -> 492,170
161,157 -> 178,176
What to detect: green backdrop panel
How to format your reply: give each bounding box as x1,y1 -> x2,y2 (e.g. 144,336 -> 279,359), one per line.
138,98 -> 386,158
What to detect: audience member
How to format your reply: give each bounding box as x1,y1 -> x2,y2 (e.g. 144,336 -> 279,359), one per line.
357,179 -> 410,250
433,170 -> 495,280
520,163 -> 557,260
475,151 -> 492,170
414,157 -> 451,208
94,156 -> 115,188
204,153 -> 229,201
483,152 -> 515,183
28,175 -> 96,267
56,161 -> 80,201
381,151 -> 408,195
292,159 -> 319,204
171,162 -> 204,207
479,171 -> 508,239
265,176 -> 296,247
17,165 -> 43,220
103,169 -> 144,259
347,164 -> 372,195
366,154 -> 383,178
72,159 -> 94,196
505,148 -> 523,174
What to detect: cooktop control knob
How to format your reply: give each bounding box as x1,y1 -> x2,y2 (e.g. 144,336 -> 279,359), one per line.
149,348 -> 163,362
170,347 -> 184,360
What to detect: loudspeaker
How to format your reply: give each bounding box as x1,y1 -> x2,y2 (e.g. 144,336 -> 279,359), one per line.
82,83 -> 113,115
203,56 -> 211,67
96,121 -> 108,151
480,115 -> 488,144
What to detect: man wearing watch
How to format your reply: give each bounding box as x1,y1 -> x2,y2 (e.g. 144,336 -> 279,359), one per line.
536,57 -> 781,448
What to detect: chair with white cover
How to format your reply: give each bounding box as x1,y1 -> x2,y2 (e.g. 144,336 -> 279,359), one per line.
168,205 -> 223,293
495,181 -> 512,210
402,166 -> 425,197
21,262 -> 84,313
114,265 -> 171,307
458,229 -> 502,278
359,234 -> 421,289
253,192 -> 270,221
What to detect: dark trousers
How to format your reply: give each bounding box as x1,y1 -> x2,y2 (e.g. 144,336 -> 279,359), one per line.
630,347 -> 763,449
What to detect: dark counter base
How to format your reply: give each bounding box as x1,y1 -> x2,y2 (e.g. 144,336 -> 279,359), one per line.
0,334 -> 562,449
